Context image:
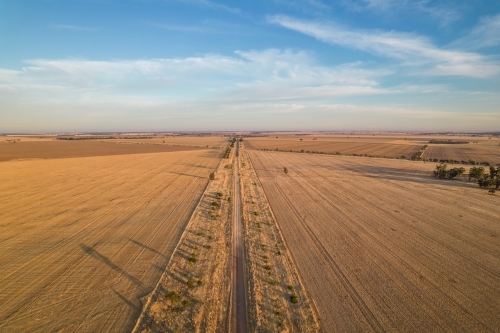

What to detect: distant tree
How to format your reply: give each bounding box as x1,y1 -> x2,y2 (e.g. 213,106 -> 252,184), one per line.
283,167 -> 288,174
469,167 -> 485,181
209,172 -> 215,180
434,164 -> 447,178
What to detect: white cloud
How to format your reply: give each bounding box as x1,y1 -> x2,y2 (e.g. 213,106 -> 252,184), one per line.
268,15 -> 500,78
342,0 -> 461,25
451,13 -> 500,49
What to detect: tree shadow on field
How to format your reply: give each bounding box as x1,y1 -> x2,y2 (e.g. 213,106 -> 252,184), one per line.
349,165 -> 476,189
178,162 -> 212,170
80,244 -> 144,289
128,238 -> 167,258
111,287 -> 141,312
165,171 -> 206,179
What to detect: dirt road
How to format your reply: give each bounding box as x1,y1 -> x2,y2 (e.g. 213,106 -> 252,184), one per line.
232,141 -> 248,333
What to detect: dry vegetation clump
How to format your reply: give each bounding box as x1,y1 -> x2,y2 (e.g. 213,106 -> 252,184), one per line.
248,150 -> 500,332
135,155 -> 234,333
239,146 -> 320,333
0,149 -> 220,332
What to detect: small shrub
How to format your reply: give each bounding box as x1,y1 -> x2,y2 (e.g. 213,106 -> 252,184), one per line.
187,280 -> 194,288
290,295 -> 298,303
283,167 -> 288,174
181,300 -> 190,307
287,285 -> 294,291
227,197 -> 232,203
197,280 -> 203,286
264,265 -> 272,271
253,211 -> 259,216
189,256 -> 197,264
275,311 -> 282,316
165,290 -> 180,303
277,250 -> 281,255
209,172 -> 215,180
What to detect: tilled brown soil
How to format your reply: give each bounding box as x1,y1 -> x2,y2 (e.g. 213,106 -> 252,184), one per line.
248,150 -> 500,332
422,144 -> 500,165
244,137 -> 422,159
0,140 -> 207,162
0,150 -> 220,332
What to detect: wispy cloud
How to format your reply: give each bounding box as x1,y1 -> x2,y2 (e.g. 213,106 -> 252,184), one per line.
51,24 -> 101,32
342,0 -> 461,25
451,13 -> 500,49
268,15 -> 500,77
177,0 -> 241,14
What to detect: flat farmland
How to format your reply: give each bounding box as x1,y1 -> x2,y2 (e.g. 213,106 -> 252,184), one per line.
423,144 -> 500,165
0,149 -> 220,332
0,140 -> 205,162
95,135 -> 229,148
248,150 -> 500,332
245,136 -> 422,158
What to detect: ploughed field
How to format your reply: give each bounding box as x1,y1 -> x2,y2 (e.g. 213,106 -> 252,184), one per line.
248,150 -> 500,332
244,136 -> 422,159
423,144 -> 500,165
0,140 -> 205,162
0,148 -> 220,332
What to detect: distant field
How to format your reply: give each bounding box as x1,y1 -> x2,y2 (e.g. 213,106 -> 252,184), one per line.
92,135 -> 229,148
423,144 -> 500,165
0,149 -> 220,332
248,150 -> 500,332
244,136 -> 422,158
0,140 -> 206,162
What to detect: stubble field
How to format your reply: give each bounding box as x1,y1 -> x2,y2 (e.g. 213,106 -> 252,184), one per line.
244,136 -> 423,158
423,143 -> 500,165
0,148 -> 220,332
248,150 -> 500,332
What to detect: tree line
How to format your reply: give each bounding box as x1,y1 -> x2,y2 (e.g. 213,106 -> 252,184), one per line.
434,164 -> 500,193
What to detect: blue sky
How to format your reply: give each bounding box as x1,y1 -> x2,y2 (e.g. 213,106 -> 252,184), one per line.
1,0 -> 499,132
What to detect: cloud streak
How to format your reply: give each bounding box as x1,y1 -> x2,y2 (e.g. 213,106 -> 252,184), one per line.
268,15 -> 500,77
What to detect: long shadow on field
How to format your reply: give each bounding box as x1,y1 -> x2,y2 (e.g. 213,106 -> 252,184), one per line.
111,287 -> 141,312
128,238 -> 167,258
348,165 -> 476,188
80,244 -> 144,289
165,171 -> 206,179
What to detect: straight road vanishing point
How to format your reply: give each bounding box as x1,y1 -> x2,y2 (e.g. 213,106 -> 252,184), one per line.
232,141 -> 249,333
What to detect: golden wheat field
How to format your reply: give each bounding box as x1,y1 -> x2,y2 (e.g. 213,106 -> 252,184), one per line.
0,148 -> 220,332
248,150 -> 500,332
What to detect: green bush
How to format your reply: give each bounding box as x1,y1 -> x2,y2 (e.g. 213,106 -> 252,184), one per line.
290,295 -> 298,303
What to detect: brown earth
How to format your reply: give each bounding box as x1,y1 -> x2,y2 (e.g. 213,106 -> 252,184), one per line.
0,140 -> 208,162
136,152 -> 233,333
244,136 -> 422,159
423,144 -> 500,165
248,150 -> 500,332
0,149 -> 220,332
94,135 -> 230,148
239,145 -> 320,332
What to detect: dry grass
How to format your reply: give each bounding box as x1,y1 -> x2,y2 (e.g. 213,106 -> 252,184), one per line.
136,154 -> 233,333
0,149 -> 220,332
248,150 -> 500,332
240,147 -> 319,332
0,140 -> 208,162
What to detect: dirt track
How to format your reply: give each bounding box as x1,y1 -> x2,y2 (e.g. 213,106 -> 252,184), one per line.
0,150 -> 220,332
248,150 -> 500,332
